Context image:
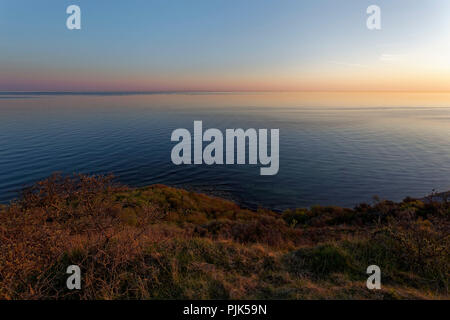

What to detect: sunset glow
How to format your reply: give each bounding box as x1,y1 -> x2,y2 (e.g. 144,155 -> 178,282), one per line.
1,0 -> 449,92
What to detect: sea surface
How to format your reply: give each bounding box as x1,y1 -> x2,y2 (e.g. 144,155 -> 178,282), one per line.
0,92 -> 449,211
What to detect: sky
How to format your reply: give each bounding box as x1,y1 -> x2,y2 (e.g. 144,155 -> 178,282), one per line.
0,0 -> 449,92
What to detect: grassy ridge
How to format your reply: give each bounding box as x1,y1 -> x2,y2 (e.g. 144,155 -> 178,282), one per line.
0,174 -> 448,299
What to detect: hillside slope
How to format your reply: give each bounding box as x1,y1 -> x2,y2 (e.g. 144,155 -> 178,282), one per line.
0,174 -> 448,299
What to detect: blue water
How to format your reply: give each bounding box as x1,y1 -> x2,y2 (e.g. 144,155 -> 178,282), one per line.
0,92 -> 449,211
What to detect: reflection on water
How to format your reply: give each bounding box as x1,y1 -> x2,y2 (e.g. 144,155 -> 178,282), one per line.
0,92 -> 449,210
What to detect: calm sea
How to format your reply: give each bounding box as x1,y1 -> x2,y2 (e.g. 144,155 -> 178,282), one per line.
0,92 -> 449,211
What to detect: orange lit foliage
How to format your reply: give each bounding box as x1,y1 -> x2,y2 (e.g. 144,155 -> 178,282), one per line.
0,174 -> 448,299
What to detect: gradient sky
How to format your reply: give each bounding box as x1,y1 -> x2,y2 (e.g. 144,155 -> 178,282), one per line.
1,0 -> 449,92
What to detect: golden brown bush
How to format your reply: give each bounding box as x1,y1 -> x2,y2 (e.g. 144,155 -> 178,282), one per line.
0,174 -> 448,300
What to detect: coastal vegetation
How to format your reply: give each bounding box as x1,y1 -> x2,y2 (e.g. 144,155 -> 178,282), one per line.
0,174 -> 448,299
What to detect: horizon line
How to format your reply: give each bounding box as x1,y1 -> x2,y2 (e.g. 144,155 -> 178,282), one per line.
1,89 -> 450,95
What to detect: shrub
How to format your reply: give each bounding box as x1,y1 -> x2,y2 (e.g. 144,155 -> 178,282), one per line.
0,174 -> 448,299
287,244 -> 357,278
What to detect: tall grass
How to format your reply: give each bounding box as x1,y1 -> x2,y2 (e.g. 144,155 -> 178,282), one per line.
0,174 -> 448,299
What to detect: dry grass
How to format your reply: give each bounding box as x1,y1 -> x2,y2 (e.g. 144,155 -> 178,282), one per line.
0,173 -> 448,300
